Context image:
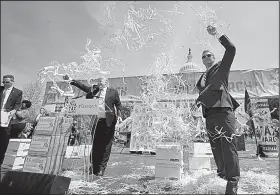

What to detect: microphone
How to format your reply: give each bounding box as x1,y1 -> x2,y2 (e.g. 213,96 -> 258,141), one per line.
72,95 -> 84,99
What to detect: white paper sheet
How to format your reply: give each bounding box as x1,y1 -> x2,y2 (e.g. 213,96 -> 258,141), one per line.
1,110 -> 12,127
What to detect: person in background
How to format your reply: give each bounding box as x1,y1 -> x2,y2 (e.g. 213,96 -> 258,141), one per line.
68,120 -> 80,146
27,107 -> 49,138
10,100 -> 32,138
34,107 -> 48,126
0,75 -> 22,176
272,119 -> 279,157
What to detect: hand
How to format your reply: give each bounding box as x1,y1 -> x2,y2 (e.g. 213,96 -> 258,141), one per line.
207,25 -> 217,36
10,110 -> 16,116
63,75 -> 73,81
117,116 -> 122,123
63,75 -> 69,80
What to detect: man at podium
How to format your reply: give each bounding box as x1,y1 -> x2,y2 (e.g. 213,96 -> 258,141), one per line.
68,76 -> 122,176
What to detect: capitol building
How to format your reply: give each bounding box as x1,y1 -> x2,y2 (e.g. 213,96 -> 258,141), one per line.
179,48 -> 202,73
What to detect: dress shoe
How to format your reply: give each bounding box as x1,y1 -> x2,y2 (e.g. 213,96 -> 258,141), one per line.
96,169 -> 105,176
225,180 -> 238,195
89,166 -> 97,175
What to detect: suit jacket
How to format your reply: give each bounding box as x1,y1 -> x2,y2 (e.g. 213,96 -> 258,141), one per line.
196,35 -> 240,118
70,80 -> 122,127
0,86 -> 23,112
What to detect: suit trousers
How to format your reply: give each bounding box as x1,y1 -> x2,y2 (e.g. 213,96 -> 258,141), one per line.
0,126 -> 11,165
10,123 -> 26,139
90,118 -> 115,173
205,108 -> 240,195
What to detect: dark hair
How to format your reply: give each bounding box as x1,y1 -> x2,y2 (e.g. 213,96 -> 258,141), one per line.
202,50 -> 215,58
3,75 -> 14,81
22,100 -> 32,108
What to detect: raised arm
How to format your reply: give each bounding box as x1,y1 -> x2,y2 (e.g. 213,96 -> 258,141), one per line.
207,25 -> 236,84
218,35 -> 236,74
70,79 -> 92,94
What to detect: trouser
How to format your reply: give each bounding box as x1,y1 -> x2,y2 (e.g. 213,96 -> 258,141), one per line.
10,123 -> 26,139
90,118 -> 115,173
205,108 -> 240,195
68,133 -> 80,146
0,126 -> 11,165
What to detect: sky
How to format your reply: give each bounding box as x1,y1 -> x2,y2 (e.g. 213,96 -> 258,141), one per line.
1,1 -> 279,90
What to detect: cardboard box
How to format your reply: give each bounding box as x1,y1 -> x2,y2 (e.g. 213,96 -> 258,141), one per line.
54,117 -> 73,135
65,146 -> 80,158
44,155 -> 64,175
5,149 -> 29,157
34,116 -> 57,135
47,135 -> 69,157
2,155 -> 26,168
62,157 -> 84,171
34,116 -> 73,136
2,165 -> 23,171
189,155 -> 211,172
28,135 -> 68,157
155,163 -> 183,180
6,139 -> 31,156
156,143 -> 183,161
22,156 -> 47,173
28,135 -> 52,156
65,145 -> 91,158
155,158 -> 183,166
192,143 -> 213,156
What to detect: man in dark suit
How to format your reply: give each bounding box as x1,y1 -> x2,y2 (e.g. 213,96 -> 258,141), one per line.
0,75 -> 23,166
195,26 -> 240,195
68,76 -> 122,176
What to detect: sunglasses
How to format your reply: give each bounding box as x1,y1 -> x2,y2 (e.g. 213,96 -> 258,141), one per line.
202,54 -> 212,59
2,81 -> 11,84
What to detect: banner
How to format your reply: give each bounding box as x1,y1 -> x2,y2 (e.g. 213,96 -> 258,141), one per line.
66,98 -> 99,115
42,68 -> 279,106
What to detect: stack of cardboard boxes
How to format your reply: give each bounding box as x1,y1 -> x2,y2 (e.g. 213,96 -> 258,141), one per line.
2,139 -> 31,171
189,142 -> 212,172
23,116 -> 72,175
155,143 -> 184,180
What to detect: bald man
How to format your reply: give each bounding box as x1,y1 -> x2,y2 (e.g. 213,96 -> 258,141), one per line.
70,77 -> 122,176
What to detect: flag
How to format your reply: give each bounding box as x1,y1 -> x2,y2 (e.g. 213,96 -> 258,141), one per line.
244,88 -> 253,117
245,88 -> 254,127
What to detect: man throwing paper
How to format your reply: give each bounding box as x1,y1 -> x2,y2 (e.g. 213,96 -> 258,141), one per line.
68,76 -> 122,176
196,26 -> 240,195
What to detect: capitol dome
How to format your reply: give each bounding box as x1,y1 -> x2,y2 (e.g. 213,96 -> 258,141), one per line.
179,48 -> 202,73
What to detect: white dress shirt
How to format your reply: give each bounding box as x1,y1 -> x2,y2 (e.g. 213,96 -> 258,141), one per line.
1,86 -> 13,110
98,87 -> 107,118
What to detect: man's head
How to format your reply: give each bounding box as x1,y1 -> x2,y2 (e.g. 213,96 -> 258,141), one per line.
22,100 -> 32,109
202,50 -> 215,70
96,77 -> 109,89
2,75 -> 14,89
40,107 -> 46,114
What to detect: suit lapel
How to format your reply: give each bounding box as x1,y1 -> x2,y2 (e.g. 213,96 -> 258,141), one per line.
205,64 -> 218,83
0,88 -> 3,100
105,88 -> 110,102
6,87 -> 15,106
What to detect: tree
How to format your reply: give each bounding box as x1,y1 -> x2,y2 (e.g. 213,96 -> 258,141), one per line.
22,80 -> 46,122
